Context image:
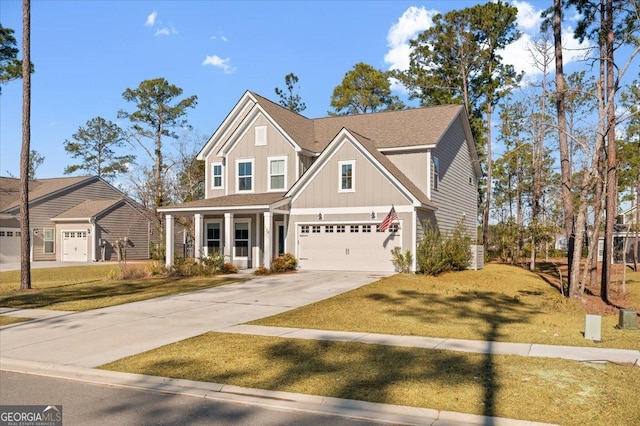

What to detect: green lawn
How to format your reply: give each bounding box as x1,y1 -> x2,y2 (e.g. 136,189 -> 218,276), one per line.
0,263 -> 244,311
253,264 -> 640,350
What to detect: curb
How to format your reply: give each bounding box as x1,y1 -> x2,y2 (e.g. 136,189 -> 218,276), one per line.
0,357 -> 555,426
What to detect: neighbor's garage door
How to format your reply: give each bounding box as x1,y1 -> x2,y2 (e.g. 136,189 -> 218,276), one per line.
0,228 -> 21,262
298,223 -> 401,272
62,231 -> 88,262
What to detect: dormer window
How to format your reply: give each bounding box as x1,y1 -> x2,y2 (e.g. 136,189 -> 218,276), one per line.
338,160 -> 355,192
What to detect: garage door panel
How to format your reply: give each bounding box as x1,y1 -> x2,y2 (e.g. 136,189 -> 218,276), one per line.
298,224 -> 401,272
0,228 -> 21,262
63,231 -> 88,262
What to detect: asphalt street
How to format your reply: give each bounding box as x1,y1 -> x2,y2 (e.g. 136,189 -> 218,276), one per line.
1,371 -> 390,426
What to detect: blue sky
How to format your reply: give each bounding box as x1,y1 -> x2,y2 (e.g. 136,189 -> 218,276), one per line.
0,0 -> 623,180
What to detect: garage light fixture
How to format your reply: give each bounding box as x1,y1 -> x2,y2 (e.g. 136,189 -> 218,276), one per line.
318,212 -> 323,220
371,211 -> 376,219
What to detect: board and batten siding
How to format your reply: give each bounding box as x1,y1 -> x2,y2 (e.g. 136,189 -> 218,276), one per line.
206,114 -> 298,197
293,142 -> 409,209
95,202 -> 150,261
28,179 -> 122,261
430,116 -> 478,241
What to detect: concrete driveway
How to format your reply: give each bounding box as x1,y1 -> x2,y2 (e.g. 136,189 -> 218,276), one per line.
0,270 -> 390,367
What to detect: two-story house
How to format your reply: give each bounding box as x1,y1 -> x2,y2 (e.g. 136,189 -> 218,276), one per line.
159,91 -> 483,272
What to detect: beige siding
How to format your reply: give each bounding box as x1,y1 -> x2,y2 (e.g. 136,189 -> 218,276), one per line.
386,152 -> 429,196
95,203 -> 150,261
430,116 -> 478,241
29,179 -> 122,261
207,114 -> 298,196
293,142 -> 410,209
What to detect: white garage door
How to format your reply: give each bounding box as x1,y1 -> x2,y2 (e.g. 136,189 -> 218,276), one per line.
62,231 -> 88,262
297,223 -> 401,272
0,228 -> 21,262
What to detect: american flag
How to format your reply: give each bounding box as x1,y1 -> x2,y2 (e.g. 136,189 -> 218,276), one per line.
378,206 -> 398,232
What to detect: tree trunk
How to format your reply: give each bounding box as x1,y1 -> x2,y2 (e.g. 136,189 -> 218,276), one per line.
553,0 -> 574,296
483,102 -> 494,255
19,0 -> 31,290
600,0 -> 615,304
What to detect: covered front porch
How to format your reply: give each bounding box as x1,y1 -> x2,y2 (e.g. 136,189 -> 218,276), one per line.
159,193 -> 289,269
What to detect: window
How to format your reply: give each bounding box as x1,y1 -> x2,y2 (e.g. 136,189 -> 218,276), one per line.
268,157 -> 286,191
234,222 -> 249,258
44,228 -> 55,254
205,222 -> 221,254
325,225 -> 334,233
6,231 -> 13,237
312,225 -> 321,233
432,156 -> 439,190
338,160 -> 355,192
362,225 -> 371,233
211,163 -> 223,189
389,224 -> 399,233
336,225 -> 346,233
350,225 -> 359,233
0,231 -> 5,237
237,159 -> 254,192
255,125 -> 267,146
301,225 -> 309,234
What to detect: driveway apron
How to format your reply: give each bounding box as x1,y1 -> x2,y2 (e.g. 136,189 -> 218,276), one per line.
0,271 -> 388,368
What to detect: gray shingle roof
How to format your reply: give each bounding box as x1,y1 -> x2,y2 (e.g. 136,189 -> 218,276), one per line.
52,199 -> 123,220
0,176 -> 94,212
159,192 -> 287,211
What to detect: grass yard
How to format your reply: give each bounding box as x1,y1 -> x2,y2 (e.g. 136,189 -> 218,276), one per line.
101,332 -> 640,426
0,316 -> 31,326
0,263 -> 244,311
253,264 -> 640,350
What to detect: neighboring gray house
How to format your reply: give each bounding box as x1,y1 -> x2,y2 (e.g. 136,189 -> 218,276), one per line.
159,91 -> 483,272
0,176 -> 155,263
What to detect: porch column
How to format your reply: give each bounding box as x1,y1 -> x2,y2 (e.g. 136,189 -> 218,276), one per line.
263,211 -> 272,268
224,212 -> 233,260
165,214 -> 174,268
194,213 -> 203,259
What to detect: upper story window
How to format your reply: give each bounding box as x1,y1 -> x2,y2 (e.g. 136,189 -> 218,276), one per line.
237,159 -> 254,192
211,163 -> 223,189
432,156 -> 439,190
338,160 -> 355,192
255,125 -> 267,146
268,157 -> 286,191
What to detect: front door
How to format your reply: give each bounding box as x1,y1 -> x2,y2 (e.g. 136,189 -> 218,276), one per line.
276,222 -> 285,256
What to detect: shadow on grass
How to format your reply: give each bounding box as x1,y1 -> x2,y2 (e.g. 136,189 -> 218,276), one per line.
0,276 -> 241,310
362,287 -> 538,420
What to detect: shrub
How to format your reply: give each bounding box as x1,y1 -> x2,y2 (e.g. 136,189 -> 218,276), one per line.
391,247 -> 413,273
146,260 -> 167,276
254,266 -> 271,276
417,218 -> 471,276
199,251 -> 224,275
270,253 -> 298,273
221,262 -> 238,274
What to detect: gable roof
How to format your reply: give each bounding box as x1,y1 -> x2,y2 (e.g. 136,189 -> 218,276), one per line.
197,91 -> 478,165
0,176 -> 95,213
286,128 -> 435,209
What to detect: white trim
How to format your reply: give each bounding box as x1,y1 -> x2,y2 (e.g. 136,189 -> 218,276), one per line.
267,156 -> 288,192
295,219 -> 403,227
378,144 -> 436,153
159,205 -> 273,214
411,209 -> 417,272
338,160 -> 355,193
50,218 -> 92,222
255,125 -> 267,146
43,227 -> 55,254
211,162 -> 224,190
235,158 -> 255,193
426,150 -> 432,200
291,205 -> 414,215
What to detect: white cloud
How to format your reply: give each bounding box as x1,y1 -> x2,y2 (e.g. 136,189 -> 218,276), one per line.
210,35 -> 228,42
513,0 -> 543,31
202,55 -> 236,74
145,11 -> 157,27
384,6 -> 438,72
155,27 -> 177,36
